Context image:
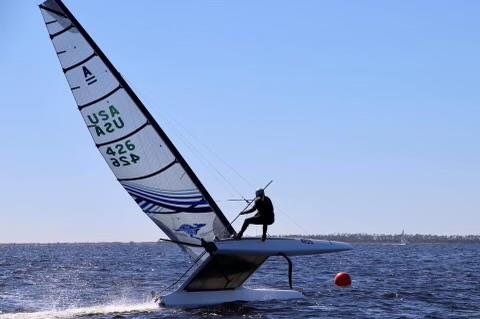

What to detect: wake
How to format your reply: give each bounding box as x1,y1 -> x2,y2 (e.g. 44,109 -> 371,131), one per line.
0,301 -> 160,319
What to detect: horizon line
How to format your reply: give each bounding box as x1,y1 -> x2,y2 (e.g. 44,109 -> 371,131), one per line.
2,232 -> 480,245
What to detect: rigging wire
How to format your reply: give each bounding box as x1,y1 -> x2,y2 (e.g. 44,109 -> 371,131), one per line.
227,179 -> 273,228
157,250 -> 207,295
274,206 -> 311,235
133,83 -> 310,236
131,83 -> 250,202
158,110 -> 255,189
161,115 -> 241,199
129,82 -> 308,237
129,81 -> 311,289
159,113 -> 249,199
177,124 -> 245,201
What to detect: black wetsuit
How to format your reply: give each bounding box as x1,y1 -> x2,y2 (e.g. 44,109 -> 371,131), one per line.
237,196 -> 275,241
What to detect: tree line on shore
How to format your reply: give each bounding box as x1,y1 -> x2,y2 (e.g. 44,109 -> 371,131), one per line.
280,233 -> 480,243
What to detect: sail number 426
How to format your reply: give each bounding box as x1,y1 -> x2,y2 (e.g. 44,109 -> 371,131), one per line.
106,140 -> 140,167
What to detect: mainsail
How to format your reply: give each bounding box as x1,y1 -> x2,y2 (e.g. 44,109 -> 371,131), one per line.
39,0 -> 235,255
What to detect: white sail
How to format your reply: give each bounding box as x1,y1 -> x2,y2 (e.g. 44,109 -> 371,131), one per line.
400,230 -> 408,245
39,0 -> 235,256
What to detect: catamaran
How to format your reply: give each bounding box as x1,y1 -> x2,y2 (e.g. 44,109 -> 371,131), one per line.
39,0 -> 352,307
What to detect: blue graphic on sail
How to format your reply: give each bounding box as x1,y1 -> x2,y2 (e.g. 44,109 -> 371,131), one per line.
175,224 -> 207,239
121,182 -> 212,214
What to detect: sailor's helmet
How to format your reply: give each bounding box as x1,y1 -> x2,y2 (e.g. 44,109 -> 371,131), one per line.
255,188 -> 265,198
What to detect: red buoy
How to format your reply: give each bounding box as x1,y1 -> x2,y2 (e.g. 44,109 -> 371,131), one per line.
334,272 -> 352,287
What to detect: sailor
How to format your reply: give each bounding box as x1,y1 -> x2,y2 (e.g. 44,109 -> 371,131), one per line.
235,188 -> 274,241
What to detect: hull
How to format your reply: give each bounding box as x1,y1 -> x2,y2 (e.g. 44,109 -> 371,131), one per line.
159,238 -> 352,308
215,238 -> 353,256
160,286 -> 304,308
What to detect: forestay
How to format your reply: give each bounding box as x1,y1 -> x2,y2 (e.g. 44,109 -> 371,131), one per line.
39,0 -> 235,256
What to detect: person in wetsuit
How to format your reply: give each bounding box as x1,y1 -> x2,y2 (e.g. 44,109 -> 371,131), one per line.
235,188 -> 274,241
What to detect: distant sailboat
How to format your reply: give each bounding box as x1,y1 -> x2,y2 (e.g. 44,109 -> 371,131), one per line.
39,0 -> 352,307
399,230 -> 408,246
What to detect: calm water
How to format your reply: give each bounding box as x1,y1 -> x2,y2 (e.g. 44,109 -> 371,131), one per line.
0,243 -> 479,318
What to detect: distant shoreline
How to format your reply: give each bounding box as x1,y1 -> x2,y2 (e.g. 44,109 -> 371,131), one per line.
1,233 -> 480,245
280,233 -> 480,244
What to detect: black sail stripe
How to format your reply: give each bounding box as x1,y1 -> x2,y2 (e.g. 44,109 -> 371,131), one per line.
39,5 -> 67,17
50,24 -> 74,39
117,160 -> 178,182
63,52 -> 96,73
46,20 -> 57,25
95,122 -> 149,148
78,85 -> 122,110
146,210 -> 212,215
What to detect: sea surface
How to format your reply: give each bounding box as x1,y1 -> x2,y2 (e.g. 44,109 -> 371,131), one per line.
0,242 -> 479,319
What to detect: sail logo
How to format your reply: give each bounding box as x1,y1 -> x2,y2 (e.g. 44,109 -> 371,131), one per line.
82,66 -> 97,85
175,223 -> 206,239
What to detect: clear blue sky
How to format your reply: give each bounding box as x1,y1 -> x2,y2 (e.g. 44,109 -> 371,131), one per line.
1,1 -> 479,243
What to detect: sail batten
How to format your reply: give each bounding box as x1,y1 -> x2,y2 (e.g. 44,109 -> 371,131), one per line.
78,86 -> 123,109
117,160 -> 178,182
40,0 -> 235,256
50,24 -> 74,38
63,52 -> 96,72
39,5 -> 66,17
96,122 -> 149,147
